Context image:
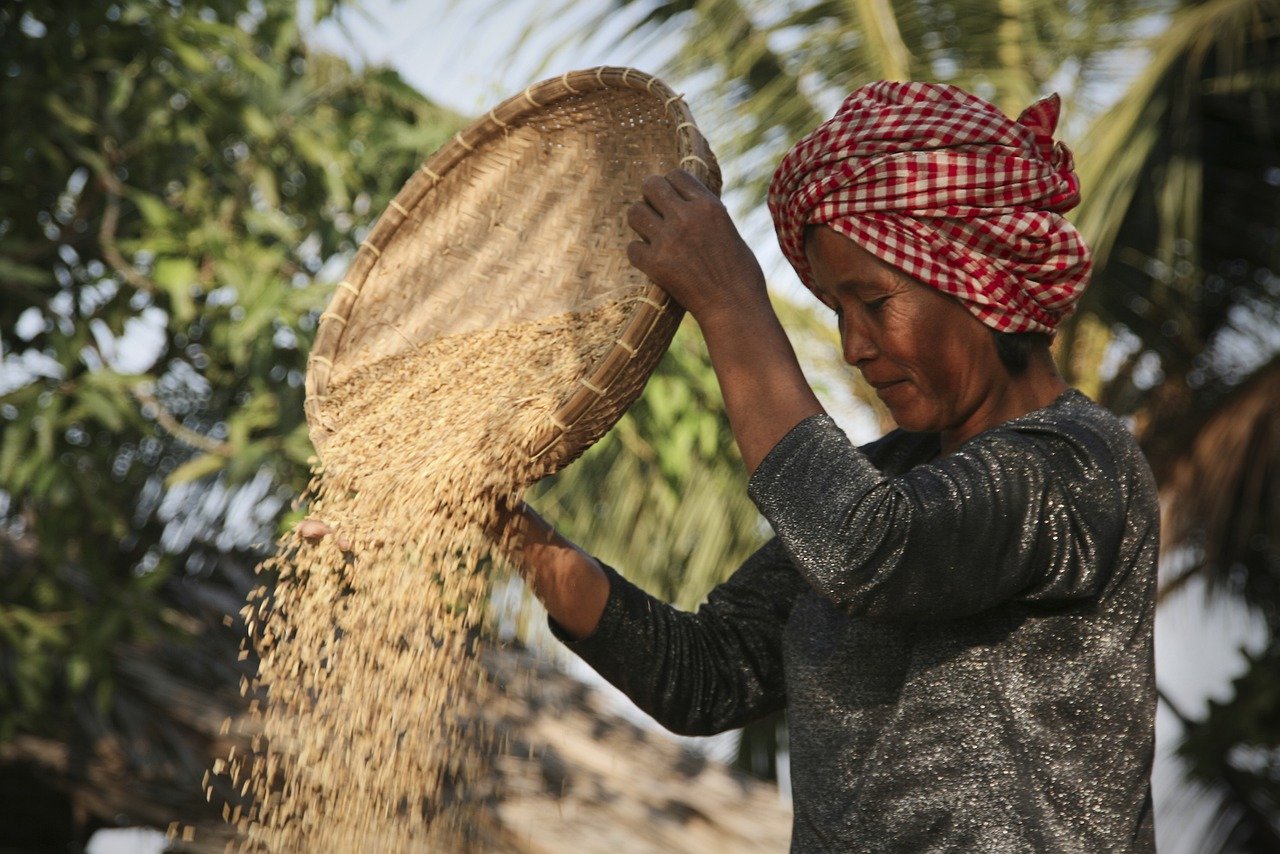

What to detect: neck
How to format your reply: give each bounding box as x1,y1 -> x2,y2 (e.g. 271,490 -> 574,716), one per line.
940,351 -> 1068,454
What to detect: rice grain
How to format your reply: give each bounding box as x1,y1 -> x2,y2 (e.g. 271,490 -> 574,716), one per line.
219,298 -> 634,849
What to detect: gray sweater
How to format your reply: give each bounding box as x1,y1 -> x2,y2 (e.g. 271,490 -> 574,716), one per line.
554,389 -> 1158,852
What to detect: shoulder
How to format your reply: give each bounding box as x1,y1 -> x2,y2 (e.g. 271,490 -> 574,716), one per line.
977,390 -> 1159,519
996,390 -> 1147,472
1023,388 -> 1133,441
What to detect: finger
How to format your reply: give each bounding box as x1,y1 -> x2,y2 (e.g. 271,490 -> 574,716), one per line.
626,238 -> 653,272
640,173 -> 681,211
626,200 -> 662,241
665,168 -> 709,200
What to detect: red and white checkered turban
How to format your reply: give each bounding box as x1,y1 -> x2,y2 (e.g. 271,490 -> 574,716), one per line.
768,81 -> 1091,335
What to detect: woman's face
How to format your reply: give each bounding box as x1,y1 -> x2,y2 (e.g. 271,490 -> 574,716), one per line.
803,226 -> 1009,439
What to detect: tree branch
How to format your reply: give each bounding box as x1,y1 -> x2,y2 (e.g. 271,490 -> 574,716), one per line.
132,385 -> 232,456
97,171 -> 157,295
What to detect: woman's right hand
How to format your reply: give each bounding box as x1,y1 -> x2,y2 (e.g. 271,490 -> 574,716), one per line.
625,168 -> 769,326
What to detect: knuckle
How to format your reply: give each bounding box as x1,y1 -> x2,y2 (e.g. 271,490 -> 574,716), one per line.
676,167 -> 701,188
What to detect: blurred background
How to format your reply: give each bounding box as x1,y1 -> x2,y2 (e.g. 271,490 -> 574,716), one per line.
1,0 -> 1277,850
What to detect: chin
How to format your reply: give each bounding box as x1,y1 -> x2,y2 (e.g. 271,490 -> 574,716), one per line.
884,403 -> 944,435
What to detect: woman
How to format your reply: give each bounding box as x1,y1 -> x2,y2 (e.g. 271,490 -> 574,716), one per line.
503,81 -> 1158,851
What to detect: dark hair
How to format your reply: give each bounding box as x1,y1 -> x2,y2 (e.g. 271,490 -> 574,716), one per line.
991,330 -> 1051,375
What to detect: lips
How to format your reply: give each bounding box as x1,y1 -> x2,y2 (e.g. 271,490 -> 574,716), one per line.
865,378 -> 905,390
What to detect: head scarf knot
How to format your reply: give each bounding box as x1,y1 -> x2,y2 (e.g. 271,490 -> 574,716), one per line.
767,81 -> 1092,335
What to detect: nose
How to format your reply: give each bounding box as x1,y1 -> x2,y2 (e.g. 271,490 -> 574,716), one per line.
838,313 -> 877,366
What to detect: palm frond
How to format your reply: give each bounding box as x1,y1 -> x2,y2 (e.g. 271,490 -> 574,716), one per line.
848,0 -> 913,82
1158,356 -> 1280,613
1170,646 -> 1280,850
1072,0 -> 1278,280
1065,0 -> 1279,534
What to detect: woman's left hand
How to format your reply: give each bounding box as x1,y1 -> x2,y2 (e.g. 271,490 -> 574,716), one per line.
626,169 -> 769,325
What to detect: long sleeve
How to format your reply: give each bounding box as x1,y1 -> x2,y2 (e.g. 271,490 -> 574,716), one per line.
747,405 -> 1134,621
551,538 -> 805,736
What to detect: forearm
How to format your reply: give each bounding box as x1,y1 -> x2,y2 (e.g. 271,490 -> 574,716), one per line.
622,170 -> 824,472
500,506 -> 610,640
697,300 -> 824,474
556,538 -> 799,736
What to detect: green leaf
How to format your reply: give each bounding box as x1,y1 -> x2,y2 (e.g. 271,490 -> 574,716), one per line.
167,40 -> 212,74
128,190 -> 174,229
0,257 -> 55,286
77,386 -> 128,432
28,460 -> 60,500
11,453 -> 45,495
67,656 -> 91,691
106,68 -> 137,115
165,453 -> 226,486
253,164 -> 281,208
45,94 -> 96,135
243,106 -> 276,141
68,144 -> 110,177
153,257 -> 199,322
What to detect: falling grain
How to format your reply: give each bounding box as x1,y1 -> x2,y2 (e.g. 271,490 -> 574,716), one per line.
218,298 -> 634,850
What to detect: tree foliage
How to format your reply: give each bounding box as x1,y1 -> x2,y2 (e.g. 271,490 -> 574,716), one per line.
0,0 -> 464,835
1066,5 -> 1280,843
549,0 -> 1162,199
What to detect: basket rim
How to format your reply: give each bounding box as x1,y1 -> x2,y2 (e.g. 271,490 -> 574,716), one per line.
304,65 -> 721,462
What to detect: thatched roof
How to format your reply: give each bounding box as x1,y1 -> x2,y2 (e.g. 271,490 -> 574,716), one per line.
481,646 -> 791,852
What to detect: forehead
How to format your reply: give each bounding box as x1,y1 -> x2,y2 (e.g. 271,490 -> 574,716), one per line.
803,226 -> 906,289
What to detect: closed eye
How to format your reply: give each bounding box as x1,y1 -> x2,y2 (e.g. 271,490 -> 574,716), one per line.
865,297 -> 889,312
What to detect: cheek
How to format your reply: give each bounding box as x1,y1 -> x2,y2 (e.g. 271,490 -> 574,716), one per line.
885,307 -> 950,370
891,305 -> 982,393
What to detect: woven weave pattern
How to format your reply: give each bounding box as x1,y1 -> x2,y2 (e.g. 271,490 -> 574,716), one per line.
305,68 -> 720,472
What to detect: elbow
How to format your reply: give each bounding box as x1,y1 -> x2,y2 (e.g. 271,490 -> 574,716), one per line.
654,688 -> 758,737
669,696 -> 750,736
662,717 -> 727,738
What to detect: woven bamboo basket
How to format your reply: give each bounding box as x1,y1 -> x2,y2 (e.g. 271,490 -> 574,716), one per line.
304,66 -> 721,478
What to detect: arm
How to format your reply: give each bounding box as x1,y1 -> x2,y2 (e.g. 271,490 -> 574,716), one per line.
497,503 -> 802,736
748,414 -> 1127,620
553,538 -> 803,736
626,170 -> 823,473
495,503 -> 610,640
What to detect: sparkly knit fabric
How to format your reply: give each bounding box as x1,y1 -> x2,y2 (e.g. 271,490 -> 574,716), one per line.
553,389 -> 1158,852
